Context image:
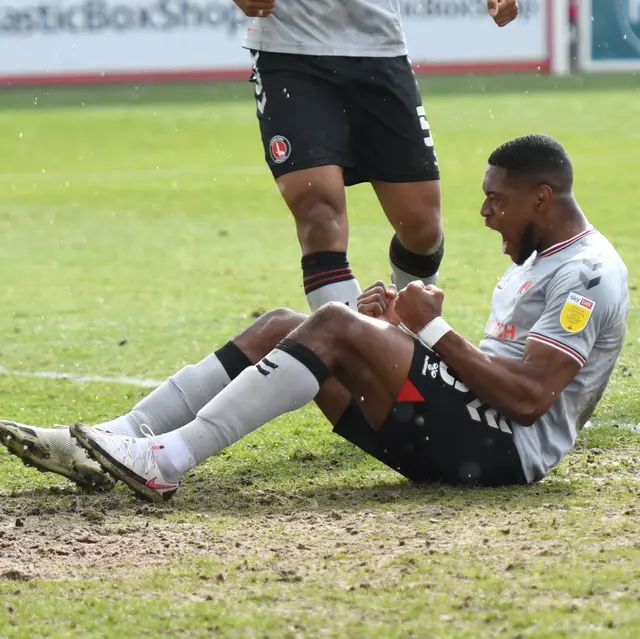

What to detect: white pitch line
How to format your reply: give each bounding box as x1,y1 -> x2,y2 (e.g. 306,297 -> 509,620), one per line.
0,365 -> 161,388
617,423 -> 640,434
583,420 -> 639,434
0,367 -> 638,433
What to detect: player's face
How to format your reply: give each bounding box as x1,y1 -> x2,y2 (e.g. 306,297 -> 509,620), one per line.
481,166 -> 541,265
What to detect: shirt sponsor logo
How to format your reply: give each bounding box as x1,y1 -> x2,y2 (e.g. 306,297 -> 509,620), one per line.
489,321 -> 516,341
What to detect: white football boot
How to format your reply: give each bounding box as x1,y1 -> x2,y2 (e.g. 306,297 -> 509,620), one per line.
0,420 -> 114,491
70,423 -> 180,503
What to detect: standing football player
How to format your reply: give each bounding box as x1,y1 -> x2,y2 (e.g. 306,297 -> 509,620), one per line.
235,0 -> 519,310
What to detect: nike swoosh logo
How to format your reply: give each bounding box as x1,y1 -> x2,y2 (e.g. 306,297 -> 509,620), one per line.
146,477 -> 178,490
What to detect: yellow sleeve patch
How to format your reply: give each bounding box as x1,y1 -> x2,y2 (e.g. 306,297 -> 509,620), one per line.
560,292 -> 596,333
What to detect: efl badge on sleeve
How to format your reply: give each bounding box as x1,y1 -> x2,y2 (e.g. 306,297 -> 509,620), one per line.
560,292 -> 596,333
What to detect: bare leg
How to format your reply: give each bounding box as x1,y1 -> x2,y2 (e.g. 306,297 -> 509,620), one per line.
373,180 -> 444,288
278,166 -> 348,254
277,166 -> 361,310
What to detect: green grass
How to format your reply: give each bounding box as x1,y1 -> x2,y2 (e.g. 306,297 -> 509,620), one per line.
0,74 -> 639,637
0,71 -> 637,110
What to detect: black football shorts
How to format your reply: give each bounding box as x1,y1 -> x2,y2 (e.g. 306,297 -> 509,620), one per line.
248,50 -> 440,186
334,342 -> 528,486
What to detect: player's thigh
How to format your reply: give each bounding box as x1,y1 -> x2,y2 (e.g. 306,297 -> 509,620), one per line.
314,378 -> 352,426
350,56 -> 439,184
295,306 -> 416,427
249,50 -> 354,179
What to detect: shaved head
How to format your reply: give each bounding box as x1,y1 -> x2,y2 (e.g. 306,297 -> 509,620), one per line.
487,134 -> 573,193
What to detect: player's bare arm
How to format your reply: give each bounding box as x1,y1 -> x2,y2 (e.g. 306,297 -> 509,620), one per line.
487,0 -> 519,27
234,0 -> 276,18
395,282 -> 580,426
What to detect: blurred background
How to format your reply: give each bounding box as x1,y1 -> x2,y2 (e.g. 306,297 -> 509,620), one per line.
0,0 -> 637,383
1,1 -> 637,85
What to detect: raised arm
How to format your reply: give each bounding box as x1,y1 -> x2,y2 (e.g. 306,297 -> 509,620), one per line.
233,0 -> 276,18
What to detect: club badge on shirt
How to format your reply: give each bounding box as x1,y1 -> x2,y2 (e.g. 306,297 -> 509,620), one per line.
560,292 -> 596,333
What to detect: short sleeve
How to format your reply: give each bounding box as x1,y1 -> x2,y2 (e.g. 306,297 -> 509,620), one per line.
527,265 -> 611,367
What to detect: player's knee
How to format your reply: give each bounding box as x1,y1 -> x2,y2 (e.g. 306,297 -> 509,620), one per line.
239,307 -> 307,361
260,307 -> 307,337
310,301 -> 357,338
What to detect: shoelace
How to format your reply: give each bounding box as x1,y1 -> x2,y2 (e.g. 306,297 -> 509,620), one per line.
110,424 -> 158,477
139,423 -> 161,478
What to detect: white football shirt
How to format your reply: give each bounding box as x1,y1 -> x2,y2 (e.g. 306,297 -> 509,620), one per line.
479,228 -> 629,482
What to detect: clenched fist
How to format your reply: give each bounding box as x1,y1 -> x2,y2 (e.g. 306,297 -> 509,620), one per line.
394,281 -> 445,334
357,281 -> 401,326
233,0 -> 276,18
487,0 -> 519,27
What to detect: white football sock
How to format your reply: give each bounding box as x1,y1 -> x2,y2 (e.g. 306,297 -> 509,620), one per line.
155,347 -> 325,478
390,263 -> 439,289
94,348 -> 249,437
306,278 -> 362,312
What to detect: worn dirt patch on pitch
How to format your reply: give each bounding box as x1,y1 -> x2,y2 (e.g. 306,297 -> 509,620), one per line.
0,487 -> 209,580
0,501 -> 442,581
1,442 -> 638,583
0,518 -> 216,581
2,484 -> 638,584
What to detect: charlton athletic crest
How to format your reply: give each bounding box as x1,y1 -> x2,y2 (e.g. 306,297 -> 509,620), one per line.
269,135 -> 291,164
517,279 -> 535,296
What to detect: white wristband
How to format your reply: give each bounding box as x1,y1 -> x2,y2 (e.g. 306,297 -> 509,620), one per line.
416,317 -> 452,349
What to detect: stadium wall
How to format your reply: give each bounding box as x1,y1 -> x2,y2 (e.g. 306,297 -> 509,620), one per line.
0,0 -> 561,87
